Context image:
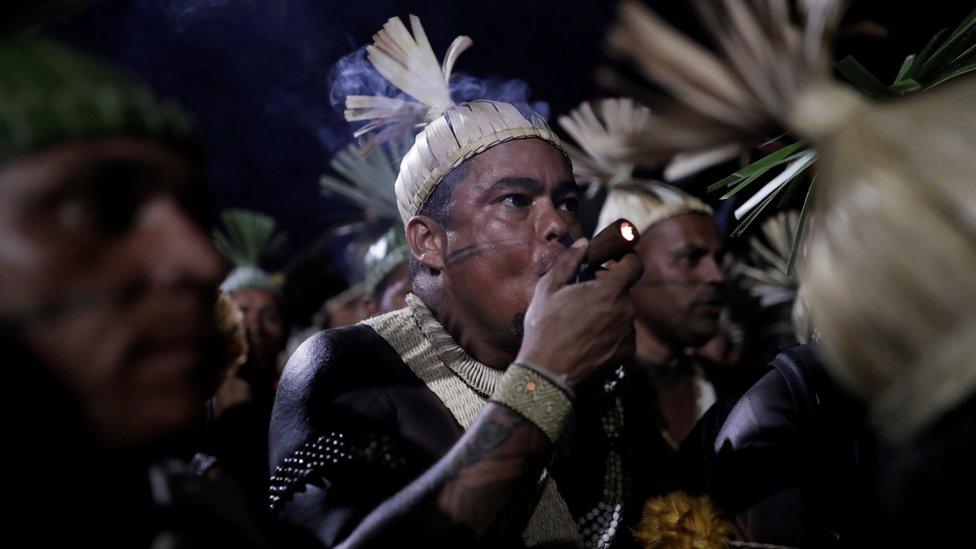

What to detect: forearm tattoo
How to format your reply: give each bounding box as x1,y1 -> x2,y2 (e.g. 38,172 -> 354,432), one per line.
340,404 -> 551,547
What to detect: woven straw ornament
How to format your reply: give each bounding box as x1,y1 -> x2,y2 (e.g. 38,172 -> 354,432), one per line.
605,0 -> 976,442
345,15 -> 565,226
558,97 -> 711,235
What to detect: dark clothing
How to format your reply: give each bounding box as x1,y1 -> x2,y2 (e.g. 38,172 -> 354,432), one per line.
673,344 -> 880,547
270,324 -> 690,548
198,366 -> 276,518
268,325 -> 466,546
619,354 -> 767,499
875,391 -> 976,546
7,333 -> 316,548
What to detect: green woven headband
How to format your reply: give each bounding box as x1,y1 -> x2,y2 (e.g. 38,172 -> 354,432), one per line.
0,37 -> 196,163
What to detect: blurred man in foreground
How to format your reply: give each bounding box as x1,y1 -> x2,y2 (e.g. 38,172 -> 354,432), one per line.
0,26 -> 291,547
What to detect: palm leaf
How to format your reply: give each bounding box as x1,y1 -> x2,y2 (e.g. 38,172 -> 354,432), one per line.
787,179 -> 815,275
319,141 -> 403,223
707,140 -> 807,193
212,209 -> 287,267
730,211 -> 801,307
710,7 -> 976,254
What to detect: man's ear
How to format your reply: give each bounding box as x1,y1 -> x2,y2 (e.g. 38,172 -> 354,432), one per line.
406,215 -> 447,272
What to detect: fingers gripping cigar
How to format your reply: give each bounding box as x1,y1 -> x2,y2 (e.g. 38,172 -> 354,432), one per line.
575,218 -> 640,282
519,222 -> 642,390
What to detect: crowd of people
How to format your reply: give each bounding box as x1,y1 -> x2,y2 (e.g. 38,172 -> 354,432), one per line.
6,1 -> 976,548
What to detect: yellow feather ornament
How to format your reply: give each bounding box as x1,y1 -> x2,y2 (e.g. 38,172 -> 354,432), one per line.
635,492 -> 732,549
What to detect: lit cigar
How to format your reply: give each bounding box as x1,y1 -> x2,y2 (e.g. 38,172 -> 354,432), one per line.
576,218 -> 640,282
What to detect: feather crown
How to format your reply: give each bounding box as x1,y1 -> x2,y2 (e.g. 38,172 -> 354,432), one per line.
559,98 -> 711,234
344,15 -> 565,225
213,209 -> 286,296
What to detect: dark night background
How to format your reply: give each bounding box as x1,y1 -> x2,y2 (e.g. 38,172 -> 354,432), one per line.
40,0 -> 973,317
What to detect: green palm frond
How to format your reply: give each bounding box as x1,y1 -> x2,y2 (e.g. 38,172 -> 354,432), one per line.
213,209 -> 287,267
711,8 -> 976,269
731,211 -> 801,307
320,141 -> 405,223
837,7 -> 976,97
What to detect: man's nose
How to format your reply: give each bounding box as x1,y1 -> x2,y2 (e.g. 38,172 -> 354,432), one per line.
538,201 -> 570,244
245,314 -> 262,339
139,197 -> 224,290
700,255 -> 726,285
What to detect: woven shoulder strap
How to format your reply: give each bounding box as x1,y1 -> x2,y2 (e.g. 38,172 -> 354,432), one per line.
362,307 -> 582,546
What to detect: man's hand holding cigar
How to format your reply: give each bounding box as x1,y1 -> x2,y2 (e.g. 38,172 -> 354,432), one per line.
516,220 -> 644,391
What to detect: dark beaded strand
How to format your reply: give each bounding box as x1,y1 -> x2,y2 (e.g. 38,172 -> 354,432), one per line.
268,431 -> 407,516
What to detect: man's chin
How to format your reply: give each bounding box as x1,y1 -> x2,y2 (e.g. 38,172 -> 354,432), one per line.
102,358 -> 213,448
91,391 -> 205,450
684,325 -> 721,349
510,311 -> 526,340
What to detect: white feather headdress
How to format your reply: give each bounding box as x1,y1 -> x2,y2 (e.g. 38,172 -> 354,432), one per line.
603,0 -> 851,156
320,142 -> 411,294
320,142 -> 401,223
345,15 -> 565,225
558,98 -> 711,234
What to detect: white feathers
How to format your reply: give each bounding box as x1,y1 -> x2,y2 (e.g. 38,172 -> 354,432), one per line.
320,142 -> 401,222
344,15 -> 471,150
558,98 -> 651,187
604,0 -> 847,159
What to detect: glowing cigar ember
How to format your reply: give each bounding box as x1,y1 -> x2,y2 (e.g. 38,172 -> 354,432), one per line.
620,221 -> 636,242
577,219 -> 641,282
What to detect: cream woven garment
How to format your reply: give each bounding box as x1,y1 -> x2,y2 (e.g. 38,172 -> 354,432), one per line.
362,294 -> 583,546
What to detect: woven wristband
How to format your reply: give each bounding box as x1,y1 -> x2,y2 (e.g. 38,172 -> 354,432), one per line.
490,363 -> 574,443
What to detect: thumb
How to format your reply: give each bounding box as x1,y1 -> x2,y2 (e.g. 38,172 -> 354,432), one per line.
599,251 -> 644,291
540,238 -> 589,293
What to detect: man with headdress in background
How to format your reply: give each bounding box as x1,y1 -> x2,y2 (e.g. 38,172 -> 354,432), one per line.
560,98 -> 765,466
269,16 -> 657,548
359,226 -> 411,316
320,141 -> 413,320
196,209 -> 291,515
214,209 -> 290,388
286,139 -> 412,346
320,283 -> 367,329
594,0 -> 976,546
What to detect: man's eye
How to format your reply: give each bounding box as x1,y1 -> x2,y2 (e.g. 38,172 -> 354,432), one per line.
501,194 -> 530,208
54,198 -> 94,234
92,190 -> 141,236
559,197 -> 580,213
52,163 -> 161,237
54,193 -> 137,237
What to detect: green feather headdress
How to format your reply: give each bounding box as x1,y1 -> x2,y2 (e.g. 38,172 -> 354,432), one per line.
213,209 -> 287,296
0,0 -> 196,164
320,141 -> 406,224
320,141 -> 410,293
0,38 -> 196,164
